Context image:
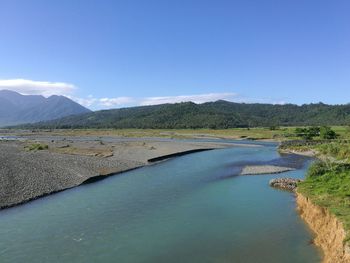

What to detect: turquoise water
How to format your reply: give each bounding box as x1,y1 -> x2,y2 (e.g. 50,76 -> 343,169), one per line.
0,144 -> 321,262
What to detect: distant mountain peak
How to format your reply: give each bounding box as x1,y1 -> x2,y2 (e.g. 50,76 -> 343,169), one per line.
0,90 -> 91,127
0,89 -> 21,94
0,89 -> 43,97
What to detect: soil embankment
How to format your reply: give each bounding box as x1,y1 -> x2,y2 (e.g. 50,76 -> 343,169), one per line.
296,193 -> 350,263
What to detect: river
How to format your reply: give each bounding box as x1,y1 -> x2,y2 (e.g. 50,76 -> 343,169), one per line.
0,141 -> 321,262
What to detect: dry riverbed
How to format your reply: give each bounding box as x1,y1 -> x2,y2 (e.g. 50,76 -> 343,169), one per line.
0,137 -> 235,209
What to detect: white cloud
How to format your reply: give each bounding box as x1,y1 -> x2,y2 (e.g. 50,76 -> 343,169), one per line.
69,96 -> 97,108
234,97 -> 288,105
74,93 -> 238,109
273,100 -> 287,105
0,79 -> 76,97
139,93 -> 237,106
69,94 -> 288,109
3,78 -> 284,109
99,97 -> 134,107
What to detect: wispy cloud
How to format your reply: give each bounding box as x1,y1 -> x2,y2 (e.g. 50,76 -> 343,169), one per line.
139,93 -> 237,106
74,94 -> 287,109
0,79 -> 76,97
0,78 -> 286,109
0,79 -> 239,109
69,95 -> 97,108
233,96 -> 287,105
99,97 -> 135,107
79,93 -> 238,109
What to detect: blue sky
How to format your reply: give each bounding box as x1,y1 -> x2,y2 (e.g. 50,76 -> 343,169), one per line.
0,0 -> 349,109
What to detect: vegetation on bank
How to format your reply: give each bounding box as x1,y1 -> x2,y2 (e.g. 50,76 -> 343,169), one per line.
298,161 -> 350,241
294,126 -> 337,140
285,140 -> 350,241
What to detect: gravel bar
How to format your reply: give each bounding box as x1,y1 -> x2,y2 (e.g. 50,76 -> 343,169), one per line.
0,139 -> 232,209
240,165 -> 295,175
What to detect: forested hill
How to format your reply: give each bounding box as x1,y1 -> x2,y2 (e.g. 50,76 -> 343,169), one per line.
15,100 -> 350,129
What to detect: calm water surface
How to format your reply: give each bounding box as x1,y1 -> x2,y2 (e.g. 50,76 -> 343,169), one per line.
0,143 -> 321,263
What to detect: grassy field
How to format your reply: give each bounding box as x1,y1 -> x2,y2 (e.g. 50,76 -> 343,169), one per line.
3,126 -> 349,141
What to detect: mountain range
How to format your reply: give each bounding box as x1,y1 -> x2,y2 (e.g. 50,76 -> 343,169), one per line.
15,100 -> 350,129
0,90 -> 91,127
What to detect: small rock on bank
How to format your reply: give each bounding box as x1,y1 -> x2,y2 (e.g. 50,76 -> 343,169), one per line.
269,178 -> 302,191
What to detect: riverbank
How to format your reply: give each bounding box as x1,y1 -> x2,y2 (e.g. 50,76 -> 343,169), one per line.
0,139 -> 233,209
296,161 -> 350,263
279,140 -> 350,262
296,193 -> 350,263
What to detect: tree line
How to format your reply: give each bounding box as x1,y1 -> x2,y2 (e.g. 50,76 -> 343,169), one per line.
14,100 -> 350,129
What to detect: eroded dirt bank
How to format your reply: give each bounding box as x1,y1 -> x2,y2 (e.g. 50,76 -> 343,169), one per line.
296,193 -> 350,263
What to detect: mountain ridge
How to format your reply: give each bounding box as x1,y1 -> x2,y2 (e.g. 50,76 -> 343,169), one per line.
0,90 -> 91,126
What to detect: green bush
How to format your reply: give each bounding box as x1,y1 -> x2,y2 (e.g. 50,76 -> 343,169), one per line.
320,126 -> 337,139
294,126 -> 320,140
25,143 -> 49,151
307,161 -> 329,178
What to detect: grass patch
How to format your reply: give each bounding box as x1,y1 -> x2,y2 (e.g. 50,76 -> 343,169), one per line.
25,143 -> 49,151
297,148 -> 350,241
280,140 -> 350,160
316,142 -> 350,162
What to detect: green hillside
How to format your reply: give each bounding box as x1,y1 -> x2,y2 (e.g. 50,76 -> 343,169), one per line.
16,100 -> 350,129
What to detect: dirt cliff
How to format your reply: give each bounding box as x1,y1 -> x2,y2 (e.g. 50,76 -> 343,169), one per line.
296,193 -> 350,263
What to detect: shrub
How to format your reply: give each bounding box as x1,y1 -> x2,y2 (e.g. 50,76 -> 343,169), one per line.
320,126 -> 337,140
25,143 -> 49,151
294,126 -> 320,140
307,161 -> 329,178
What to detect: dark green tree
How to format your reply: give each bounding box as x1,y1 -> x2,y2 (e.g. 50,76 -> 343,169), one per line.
294,127 -> 321,140
320,126 -> 337,140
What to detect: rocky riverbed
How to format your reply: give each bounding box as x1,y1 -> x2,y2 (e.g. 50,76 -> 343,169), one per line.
0,138 -> 233,209
269,178 -> 302,191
